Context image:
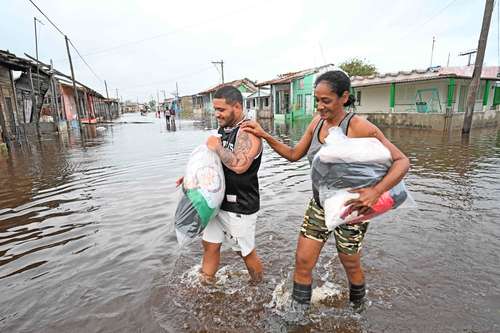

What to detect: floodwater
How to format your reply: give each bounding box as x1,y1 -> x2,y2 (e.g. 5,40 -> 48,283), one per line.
1,113 -> 499,332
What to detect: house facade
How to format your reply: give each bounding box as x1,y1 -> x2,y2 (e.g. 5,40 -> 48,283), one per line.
351,66 -> 500,130
257,64 -> 334,121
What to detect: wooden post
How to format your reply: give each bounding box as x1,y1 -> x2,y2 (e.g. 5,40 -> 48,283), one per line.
65,35 -> 83,130
28,67 -> 37,123
8,69 -> 19,127
463,0 -> 494,134
83,90 -> 90,120
48,74 -> 59,126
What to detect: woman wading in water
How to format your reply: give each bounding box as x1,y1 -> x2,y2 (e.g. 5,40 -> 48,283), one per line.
242,70 -> 409,308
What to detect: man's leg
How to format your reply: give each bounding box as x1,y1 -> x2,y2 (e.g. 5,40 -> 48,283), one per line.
201,240 -> 221,282
241,249 -> 263,283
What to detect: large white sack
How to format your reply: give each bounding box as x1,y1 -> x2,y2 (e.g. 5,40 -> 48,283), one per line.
318,127 -> 392,165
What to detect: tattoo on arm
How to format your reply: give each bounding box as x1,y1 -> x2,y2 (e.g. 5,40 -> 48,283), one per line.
216,131 -> 254,170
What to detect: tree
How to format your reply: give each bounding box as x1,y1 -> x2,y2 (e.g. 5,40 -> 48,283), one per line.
339,58 -> 377,77
148,99 -> 156,110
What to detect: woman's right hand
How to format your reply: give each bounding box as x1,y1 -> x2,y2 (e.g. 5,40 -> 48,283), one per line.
241,121 -> 268,139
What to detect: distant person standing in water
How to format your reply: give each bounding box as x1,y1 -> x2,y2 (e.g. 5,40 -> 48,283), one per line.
242,70 -> 410,308
165,107 -> 171,123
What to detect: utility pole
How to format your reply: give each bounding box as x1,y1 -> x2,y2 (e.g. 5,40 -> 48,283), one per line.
459,49 -> 478,66
65,35 -> 82,130
430,36 -> 436,68
212,60 -> 224,83
33,17 -> 44,106
104,80 -> 109,98
116,88 -> 120,116
447,52 -> 450,67
157,90 -> 160,114
176,81 -> 181,129
463,0 -> 494,134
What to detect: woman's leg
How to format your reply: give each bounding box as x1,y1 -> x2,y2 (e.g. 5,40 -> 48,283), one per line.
338,252 -> 364,285
334,222 -> 369,303
294,234 -> 324,285
292,234 -> 324,306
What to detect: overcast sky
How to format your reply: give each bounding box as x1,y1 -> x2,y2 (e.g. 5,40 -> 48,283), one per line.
1,0 -> 497,102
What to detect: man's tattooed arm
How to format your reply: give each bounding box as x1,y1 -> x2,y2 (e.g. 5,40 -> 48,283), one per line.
215,131 -> 259,174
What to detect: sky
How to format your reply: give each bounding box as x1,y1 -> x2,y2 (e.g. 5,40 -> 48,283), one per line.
0,0 -> 498,102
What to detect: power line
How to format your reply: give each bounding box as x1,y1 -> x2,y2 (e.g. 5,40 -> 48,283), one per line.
68,39 -> 103,82
71,2 -> 261,58
28,0 -> 64,37
398,0 -> 460,39
119,65 -> 214,91
27,0 -> 105,85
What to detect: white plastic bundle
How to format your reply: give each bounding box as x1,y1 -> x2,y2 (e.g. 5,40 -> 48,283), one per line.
311,127 -> 411,230
174,144 -> 225,245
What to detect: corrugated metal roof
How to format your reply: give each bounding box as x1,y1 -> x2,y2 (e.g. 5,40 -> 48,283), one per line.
199,78 -> 257,94
247,89 -> 270,98
0,50 -> 34,71
256,64 -> 335,86
351,66 -> 500,87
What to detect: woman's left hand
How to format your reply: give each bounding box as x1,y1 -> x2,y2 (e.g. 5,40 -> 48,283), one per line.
345,187 -> 383,215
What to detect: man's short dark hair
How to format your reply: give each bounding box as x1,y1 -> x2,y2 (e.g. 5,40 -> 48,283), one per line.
213,85 -> 243,107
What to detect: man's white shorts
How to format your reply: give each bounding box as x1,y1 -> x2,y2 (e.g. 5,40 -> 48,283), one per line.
202,209 -> 257,257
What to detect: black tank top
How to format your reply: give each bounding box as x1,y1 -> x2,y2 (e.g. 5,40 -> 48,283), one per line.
217,125 -> 262,214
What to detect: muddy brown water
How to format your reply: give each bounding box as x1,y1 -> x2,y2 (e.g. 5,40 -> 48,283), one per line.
1,113 -> 499,332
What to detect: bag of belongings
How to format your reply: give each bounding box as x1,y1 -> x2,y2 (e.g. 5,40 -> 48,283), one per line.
311,127 -> 411,230
174,144 -> 225,245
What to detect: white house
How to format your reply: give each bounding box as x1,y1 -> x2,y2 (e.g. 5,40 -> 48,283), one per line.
350,66 -> 500,130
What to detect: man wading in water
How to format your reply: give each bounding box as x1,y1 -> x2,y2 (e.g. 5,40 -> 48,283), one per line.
177,86 -> 264,283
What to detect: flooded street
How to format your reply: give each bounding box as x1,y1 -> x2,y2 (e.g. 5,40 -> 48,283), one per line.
1,113 -> 499,332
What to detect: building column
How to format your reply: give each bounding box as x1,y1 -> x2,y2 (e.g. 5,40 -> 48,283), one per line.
482,80 -> 491,110
493,84 -> 500,110
447,78 -> 456,112
389,83 -> 396,112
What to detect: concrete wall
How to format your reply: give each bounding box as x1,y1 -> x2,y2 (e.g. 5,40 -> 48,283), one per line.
61,85 -> 78,121
354,85 -> 389,113
180,96 -> 193,118
394,79 -> 448,113
360,109 -> 499,131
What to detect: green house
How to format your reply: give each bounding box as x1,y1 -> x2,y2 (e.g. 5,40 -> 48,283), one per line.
256,64 -> 334,121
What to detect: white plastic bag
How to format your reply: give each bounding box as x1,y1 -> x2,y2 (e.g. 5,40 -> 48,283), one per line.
312,127 -> 412,230
174,144 -> 225,245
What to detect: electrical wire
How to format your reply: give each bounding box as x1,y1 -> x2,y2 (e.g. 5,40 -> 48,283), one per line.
68,39 -> 103,82
28,0 -> 64,37
27,0 -> 105,85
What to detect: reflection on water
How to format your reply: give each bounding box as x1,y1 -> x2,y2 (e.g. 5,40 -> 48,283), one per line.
1,113 -> 499,332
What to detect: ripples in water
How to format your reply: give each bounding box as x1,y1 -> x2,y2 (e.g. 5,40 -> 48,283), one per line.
1,114 -> 499,332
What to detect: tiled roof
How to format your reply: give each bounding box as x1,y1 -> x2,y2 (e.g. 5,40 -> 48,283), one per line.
256,64 -> 335,86
199,78 -> 257,94
351,66 -> 500,87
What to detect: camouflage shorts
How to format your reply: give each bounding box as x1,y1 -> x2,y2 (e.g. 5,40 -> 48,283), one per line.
300,198 -> 369,255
